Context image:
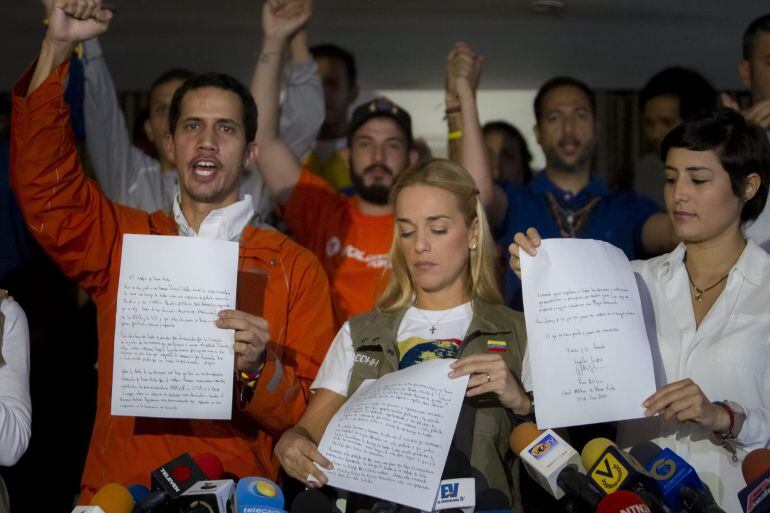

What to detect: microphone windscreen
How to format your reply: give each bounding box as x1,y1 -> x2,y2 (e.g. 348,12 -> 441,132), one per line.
127,484 -> 150,502
290,489 -> 333,513
195,452 -> 225,480
743,448 -> 770,485
596,490 -> 652,513
475,488 -> 510,510
90,483 -> 135,513
580,437 -> 615,471
628,441 -> 662,467
509,422 -> 542,453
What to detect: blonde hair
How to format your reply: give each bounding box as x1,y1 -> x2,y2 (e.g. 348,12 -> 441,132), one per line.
377,158 -> 503,312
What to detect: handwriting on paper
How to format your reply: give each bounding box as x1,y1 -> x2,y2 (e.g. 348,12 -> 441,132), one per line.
520,239 -> 655,428
112,235 -> 238,420
315,359 -> 468,511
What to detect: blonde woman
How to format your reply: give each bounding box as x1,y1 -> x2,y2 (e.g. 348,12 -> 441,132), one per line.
275,159 -> 532,509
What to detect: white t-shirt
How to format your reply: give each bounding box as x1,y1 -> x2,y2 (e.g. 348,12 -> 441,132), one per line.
312,302 -> 473,396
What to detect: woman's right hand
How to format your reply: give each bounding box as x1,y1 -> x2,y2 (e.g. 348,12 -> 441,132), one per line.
508,227 -> 542,278
274,427 -> 333,488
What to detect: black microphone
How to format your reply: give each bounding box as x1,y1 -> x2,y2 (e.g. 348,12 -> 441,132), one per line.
290,489 -> 336,513
133,453 -> 207,513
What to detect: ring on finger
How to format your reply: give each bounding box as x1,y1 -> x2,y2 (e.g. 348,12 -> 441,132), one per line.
486,373 -> 491,382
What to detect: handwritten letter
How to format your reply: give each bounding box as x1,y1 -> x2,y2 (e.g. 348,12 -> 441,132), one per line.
315,359 -> 468,511
521,239 -> 655,428
112,234 -> 238,419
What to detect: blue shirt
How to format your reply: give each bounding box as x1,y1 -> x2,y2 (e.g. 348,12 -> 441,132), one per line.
499,170 -> 661,309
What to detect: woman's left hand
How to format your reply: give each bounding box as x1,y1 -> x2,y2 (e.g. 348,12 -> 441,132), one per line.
449,354 -> 530,413
643,378 -> 730,432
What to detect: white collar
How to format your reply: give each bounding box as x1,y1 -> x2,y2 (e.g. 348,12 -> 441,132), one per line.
173,193 -> 255,242
656,239 -> 766,287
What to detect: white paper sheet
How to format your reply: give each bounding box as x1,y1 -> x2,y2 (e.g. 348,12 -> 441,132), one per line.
520,238 -> 656,429
315,359 -> 469,511
111,234 -> 238,419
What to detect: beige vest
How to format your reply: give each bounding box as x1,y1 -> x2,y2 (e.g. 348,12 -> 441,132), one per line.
347,299 -> 528,512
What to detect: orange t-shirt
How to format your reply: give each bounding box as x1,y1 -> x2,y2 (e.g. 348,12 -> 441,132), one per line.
282,169 -> 394,327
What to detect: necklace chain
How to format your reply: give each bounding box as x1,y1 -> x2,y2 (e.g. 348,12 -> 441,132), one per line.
684,265 -> 729,302
414,306 -> 455,335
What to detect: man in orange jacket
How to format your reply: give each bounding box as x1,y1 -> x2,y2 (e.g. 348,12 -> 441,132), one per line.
11,0 -> 334,502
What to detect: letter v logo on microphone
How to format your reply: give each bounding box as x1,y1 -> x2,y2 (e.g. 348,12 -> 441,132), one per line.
590,453 -> 626,494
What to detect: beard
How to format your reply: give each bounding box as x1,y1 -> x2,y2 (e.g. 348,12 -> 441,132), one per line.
543,136 -> 597,174
350,164 -> 394,205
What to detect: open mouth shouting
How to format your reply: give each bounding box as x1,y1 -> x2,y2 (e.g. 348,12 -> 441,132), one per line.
190,156 -> 223,182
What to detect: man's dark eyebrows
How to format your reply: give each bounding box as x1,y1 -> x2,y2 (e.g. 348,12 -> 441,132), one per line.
684,166 -> 713,172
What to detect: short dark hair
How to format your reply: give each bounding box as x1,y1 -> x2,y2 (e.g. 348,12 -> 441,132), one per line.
310,43 -> 357,88
661,107 -> 770,224
639,67 -> 717,120
482,120 -> 534,183
743,14 -> 770,60
534,76 -> 596,122
149,68 -> 195,99
168,73 -> 258,142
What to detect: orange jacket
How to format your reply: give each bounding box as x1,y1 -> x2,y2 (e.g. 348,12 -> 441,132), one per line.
11,61 -> 335,502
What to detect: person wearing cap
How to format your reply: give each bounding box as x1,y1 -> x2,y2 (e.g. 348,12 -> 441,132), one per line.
253,12 -> 419,328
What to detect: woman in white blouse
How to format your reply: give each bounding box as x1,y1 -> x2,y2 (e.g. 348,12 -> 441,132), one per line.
511,108 -> 770,511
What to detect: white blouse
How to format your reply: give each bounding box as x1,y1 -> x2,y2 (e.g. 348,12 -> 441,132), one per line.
618,240 -> 770,512
0,297 -> 31,466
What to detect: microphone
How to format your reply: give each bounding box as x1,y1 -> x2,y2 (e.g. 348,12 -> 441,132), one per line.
629,441 -> 724,513
236,477 -> 286,512
738,448 -> 770,513
596,490 -> 652,513
581,438 -> 666,513
176,479 -> 236,513
509,422 -> 602,508
71,483 -> 135,513
194,453 -> 225,481
133,453 -> 207,513
127,485 -> 150,503
289,489 -> 334,513
433,478 -> 475,512
434,448 -> 475,512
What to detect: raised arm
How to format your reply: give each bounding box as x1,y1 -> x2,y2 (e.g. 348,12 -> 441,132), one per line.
444,42 -> 508,228
82,36 -> 158,206
12,0 -> 124,295
252,0 -> 311,205
28,0 -> 112,95
278,26 -> 324,159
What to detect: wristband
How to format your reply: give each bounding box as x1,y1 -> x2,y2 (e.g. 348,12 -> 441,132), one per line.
445,105 -> 462,115
447,130 -> 463,140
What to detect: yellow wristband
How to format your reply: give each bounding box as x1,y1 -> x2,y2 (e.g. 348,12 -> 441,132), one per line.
448,131 -> 463,140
